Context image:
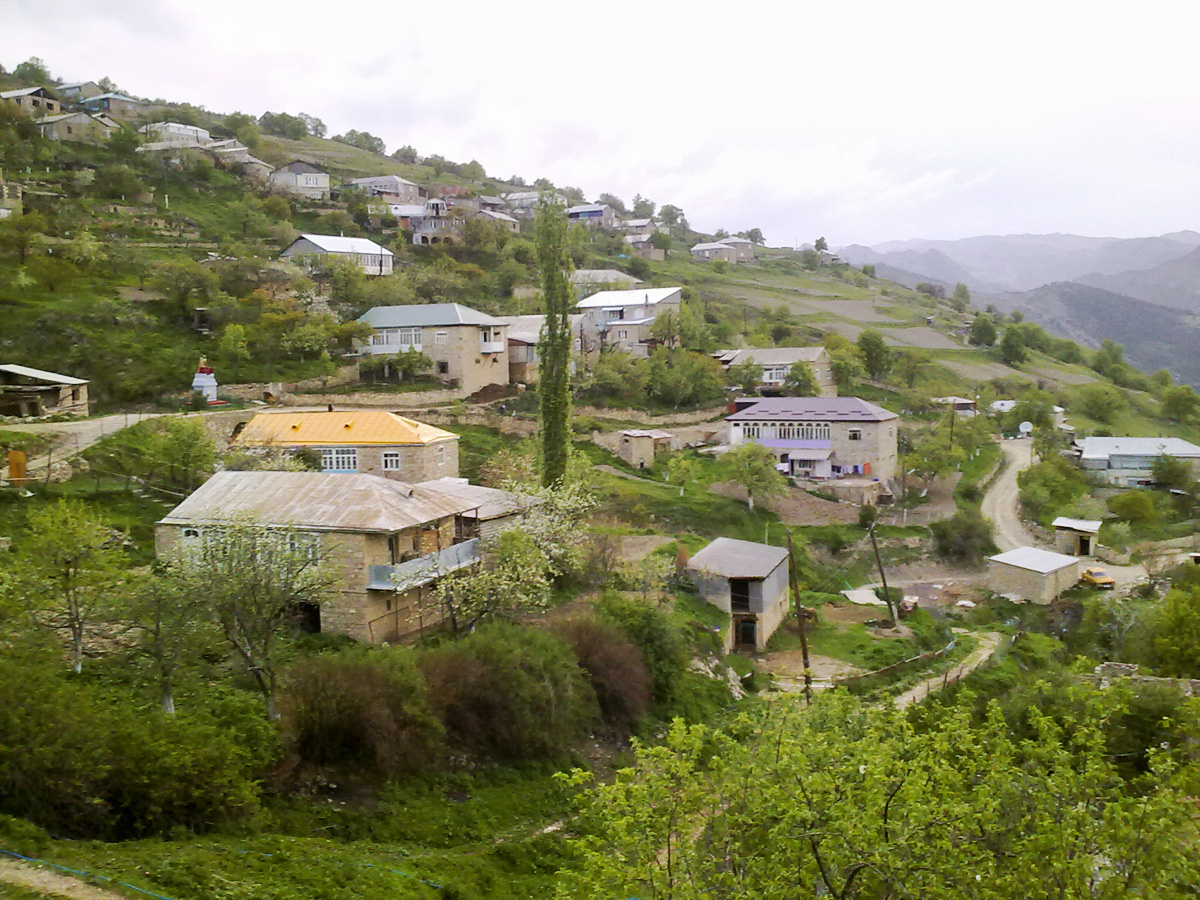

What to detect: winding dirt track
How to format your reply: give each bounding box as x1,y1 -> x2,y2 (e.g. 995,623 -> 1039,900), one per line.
980,440 -> 1044,551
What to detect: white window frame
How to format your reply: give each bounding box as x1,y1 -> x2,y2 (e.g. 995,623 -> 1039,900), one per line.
382,451 -> 401,471
848,429 -> 862,442
321,447 -> 358,471
435,331 -> 448,345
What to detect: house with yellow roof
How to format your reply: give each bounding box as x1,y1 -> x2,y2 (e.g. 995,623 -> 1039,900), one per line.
232,410 -> 459,482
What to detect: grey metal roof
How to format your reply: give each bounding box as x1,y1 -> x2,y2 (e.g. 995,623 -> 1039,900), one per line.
278,160 -> 326,174
285,234 -> 392,256
416,478 -> 534,521
727,398 -> 897,423
691,242 -> 733,251
717,347 -> 826,368
1052,517 -> 1102,534
359,303 -> 506,328
988,546 -> 1079,574
159,471 -> 477,533
0,364 -> 88,385
688,537 -> 789,579
569,269 -> 642,285
0,87 -> 44,99
1076,436 -> 1200,460
576,287 -> 681,309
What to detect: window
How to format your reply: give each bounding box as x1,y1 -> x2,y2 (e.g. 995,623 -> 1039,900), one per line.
436,360 -> 449,375
616,329 -> 628,340
437,445 -> 446,465
382,451 -> 401,471
848,429 -> 862,442
743,424 -> 761,439
304,175 -> 318,186
435,331 -> 448,345
321,447 -> 358,471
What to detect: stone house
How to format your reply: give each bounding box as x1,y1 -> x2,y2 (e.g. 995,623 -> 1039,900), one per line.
155,471 -> 482,643
688,537 -> 790,651
1052,517 -> 1102,557
0,87 -> 61,117
36,112 -> 116,144
139,122 -> 211,143
0,364 -> 89,417
987,546 -> 1080,604
280,233 -> 394,275
691,241 -> 738,263
1074,436 -> 1200,487
714,347 -> 836,397
576,287 -> 683,355
232,410 -> 459,482
717,236 -> 755,262
81,93 -> 140,120
727,397 -> 898,482
624,233 -> 665,261
617,429 -> 679,469
416,477 -> 536,539
270,161 -> 331,200
57,82 -> 104,102
357,303 -> 509,395
349,174 -> 422,203
497,313 -> 598,385
567,203 -> 618,229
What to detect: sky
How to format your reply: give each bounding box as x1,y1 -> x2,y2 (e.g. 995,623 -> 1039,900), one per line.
4,0 -> 1200,247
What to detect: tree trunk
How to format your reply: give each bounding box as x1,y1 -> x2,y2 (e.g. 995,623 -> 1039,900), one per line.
161,680 -> 176,715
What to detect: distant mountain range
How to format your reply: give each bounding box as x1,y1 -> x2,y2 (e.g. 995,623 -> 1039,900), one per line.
837,231 -> 1200,387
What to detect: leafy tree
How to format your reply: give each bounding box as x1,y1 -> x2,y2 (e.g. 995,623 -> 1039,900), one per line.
658,205 -> 683,227
1151,453 -> 1197,494
151,258 -> 220,324
664,453 -> 701,496
650,310 -> 681,348
829,348 -> 864,393
123,569 -> 214,714
856,329 -> 891,380
1153,586 -> 1200,676
1108,490 -> 1158,526
952,282 -> 971,309
726,359 -> 763,394
742,227 -> 764,244
631,194 -> 656,218
298,112 -> 326,138
172,521 -> 336,719
646,349 -> 725,409
15,501 -> 125,673
968,313 -> 998,346
1148,368 -> 1174,395
999,327 -> 1027,365
588,350 -> 648,406
783,360 -> 818,396
391,145 -> 418,163
332,129 -> 385,154
861,263 -> 875,278
1161,384 -> 1199,422
814,235 -> 828,251
1076,382 -> 1126,423
649,231 -> 672,253
257,111 -> 308,140
536,195 -> 573,487
891,349 -> 932,389
460,159 -> 486,181
721,441 -> 786,509
930,508 -> 994,561
907,431 -> 966,483
799,248 -> 820,268
1017,455 -> 1089,524
597,193 -> 626,214
0,210 -> 46,264
12,57 -> 50,84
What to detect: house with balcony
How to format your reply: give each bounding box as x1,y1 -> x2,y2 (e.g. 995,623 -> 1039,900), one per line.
496,313 -> 598,384
576,286 -> 682,355
688,538 -> 790,651
567,203 -> 618,229
357,303 -> 509,395
280,233 -> 394,275
269,160 -> 330,199
714,347 -> 835,397
727,397 -> 898,482
232,410 -> 459,482
155,471 -> 483,643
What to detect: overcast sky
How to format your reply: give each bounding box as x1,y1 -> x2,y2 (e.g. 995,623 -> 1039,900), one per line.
5,0 -> 1199,247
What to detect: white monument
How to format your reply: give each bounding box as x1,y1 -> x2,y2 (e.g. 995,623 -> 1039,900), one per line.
191,356 -> 218,403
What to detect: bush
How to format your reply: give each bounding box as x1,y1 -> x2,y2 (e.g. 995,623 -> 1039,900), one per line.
420,623 -> 597,761
1108,490 -> 1158,526
548,616 -> 652,730
930,509 -> 994,562
595,592 -> 691,715
280,648 -> 443,778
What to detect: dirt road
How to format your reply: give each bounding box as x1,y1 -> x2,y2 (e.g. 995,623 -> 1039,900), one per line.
0,857 -> 130,900
981,440 -> 1043,551
2,412 -> 165,481
893,631 -> 1003,708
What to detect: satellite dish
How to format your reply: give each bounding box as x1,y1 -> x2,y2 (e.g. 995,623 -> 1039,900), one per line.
1019,421 -> 1034,435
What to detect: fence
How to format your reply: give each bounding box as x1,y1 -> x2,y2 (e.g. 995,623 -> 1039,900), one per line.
834,637 -> 959,694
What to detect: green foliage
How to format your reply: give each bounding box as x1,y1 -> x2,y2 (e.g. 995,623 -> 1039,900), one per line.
721,441 -> 787,509
84,416 -> 216,494
1075,381 -> 1127,423
537,196 -> 573,487
1161,384 -> 1200,422
782,359 -> 818,396
419,622 -> 596,761
646,348 -> 725,409
968,313 -> 997,346
548,616 -> 652,730
594,592 -> 691,716
930,508 -> 995,562
999,326 -> 1027,365
856,329 -> 891,380
726,359 -> 763,394
331,128 -> 386,154
1107,490 -> 1158,525
1017,454 -> 1089,525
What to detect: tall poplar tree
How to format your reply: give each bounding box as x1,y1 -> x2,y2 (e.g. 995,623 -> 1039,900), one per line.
536,195 -> 573,487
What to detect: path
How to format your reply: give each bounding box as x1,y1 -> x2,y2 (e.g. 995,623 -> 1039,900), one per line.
893,631 -> 1003,708
0,857 -> 129,900
1,412 -> 165,483
981,440 -> 1043,551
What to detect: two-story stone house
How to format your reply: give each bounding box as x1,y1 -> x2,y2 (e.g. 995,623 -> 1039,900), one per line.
714,347 -> 836,397
349,174 -> 422,203
575,287 -> 682,355
270,161 -> 331,199
357,303 -> 509,395
156,471 -> 484,643
280,233 -> 394,275
727,397 -> 898,482
232,410 -> 459,481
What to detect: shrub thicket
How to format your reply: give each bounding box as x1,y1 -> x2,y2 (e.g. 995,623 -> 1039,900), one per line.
548,616 -> 652,730
420,623 -> 597,761
930,508 -> 995,562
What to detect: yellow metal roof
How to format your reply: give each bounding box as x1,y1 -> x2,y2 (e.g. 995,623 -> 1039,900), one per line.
234,410 -> 458,447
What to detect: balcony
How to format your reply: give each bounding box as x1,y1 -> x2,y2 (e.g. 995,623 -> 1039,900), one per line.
367,538 -> 480,591
479,341 -> 505,354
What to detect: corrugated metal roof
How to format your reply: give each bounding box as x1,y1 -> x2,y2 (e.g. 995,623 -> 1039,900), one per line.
159,471 -> 477,533
567,204 -> 609,214
691,242 -> 733,251
1052,517 -> 1102,534
688,537 -> 789,579
285,234 -> 392,256
727,398 -> 897,423
575,287 -> 681,309
569,269 -> 642,285
494,314 -> 584,344
234,411 -> 457,447
350,174 -> 417,188
1076,436 -> 1200,460
359,303 -> 506,328
988,546 -> 1079,574
416,478 -> 534,521
718,347 -> 825,367
0,87 -> 43,99
718,237 -> 753,246
0,364 -> 88,385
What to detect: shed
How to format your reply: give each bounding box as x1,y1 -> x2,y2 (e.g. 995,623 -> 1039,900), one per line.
987,546 -> 1080,604
1051,517 -> 1102,556
617,429 -> 679,469
0,364 -> 89,417
688,537 -> 790,651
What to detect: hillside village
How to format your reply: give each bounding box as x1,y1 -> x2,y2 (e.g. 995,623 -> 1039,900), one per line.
3,56 -> 1200,899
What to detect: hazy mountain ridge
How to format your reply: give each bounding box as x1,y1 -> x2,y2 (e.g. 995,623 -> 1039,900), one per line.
1075,245 -> 1200,313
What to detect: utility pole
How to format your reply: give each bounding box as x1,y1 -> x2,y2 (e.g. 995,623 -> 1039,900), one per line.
786,533 -> 813,705
868,523 -> 897,626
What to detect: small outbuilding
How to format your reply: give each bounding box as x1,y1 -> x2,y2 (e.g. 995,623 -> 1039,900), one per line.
617,429 -> 679,469
1051,517 -> 1102,556
688,537 -> 790,651
987,546 -> 1080,604
0,364 -> 89,418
